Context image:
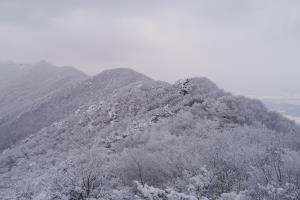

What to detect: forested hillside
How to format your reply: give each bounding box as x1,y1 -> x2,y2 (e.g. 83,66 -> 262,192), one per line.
0,69 -> 299,200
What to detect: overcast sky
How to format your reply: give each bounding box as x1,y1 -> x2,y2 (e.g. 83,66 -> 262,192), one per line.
0,0 -> 299,96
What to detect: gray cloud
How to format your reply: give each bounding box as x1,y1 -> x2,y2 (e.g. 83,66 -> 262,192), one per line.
0,0 -> 300,96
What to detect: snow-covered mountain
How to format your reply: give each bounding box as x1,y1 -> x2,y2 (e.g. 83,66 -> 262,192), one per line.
0,68 -> 299,200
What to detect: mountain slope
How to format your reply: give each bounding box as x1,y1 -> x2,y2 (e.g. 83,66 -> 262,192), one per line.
0,69 -> 299,200
0,67 -> 150,152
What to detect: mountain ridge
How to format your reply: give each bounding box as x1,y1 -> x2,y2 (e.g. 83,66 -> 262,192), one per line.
0,66 -> 153,152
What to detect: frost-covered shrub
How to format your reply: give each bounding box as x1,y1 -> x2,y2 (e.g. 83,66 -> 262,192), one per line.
218,191 -> 249,200
135,181 -> 200,200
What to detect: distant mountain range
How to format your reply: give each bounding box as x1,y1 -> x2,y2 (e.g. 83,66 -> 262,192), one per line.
0,62 -> 299,200
0,61 -> 88,151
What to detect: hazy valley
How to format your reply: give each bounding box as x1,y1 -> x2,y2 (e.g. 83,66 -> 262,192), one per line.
261,97 -> 300,124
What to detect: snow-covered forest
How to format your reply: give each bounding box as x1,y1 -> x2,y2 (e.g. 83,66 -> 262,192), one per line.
0,64 -> 299,200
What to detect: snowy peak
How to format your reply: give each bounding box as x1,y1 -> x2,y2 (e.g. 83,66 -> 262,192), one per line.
75,68 -> 152,99
91,68 -> 151,86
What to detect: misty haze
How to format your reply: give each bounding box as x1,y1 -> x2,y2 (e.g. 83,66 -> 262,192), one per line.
0,1 -> 300,200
